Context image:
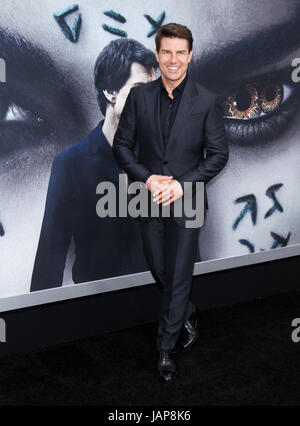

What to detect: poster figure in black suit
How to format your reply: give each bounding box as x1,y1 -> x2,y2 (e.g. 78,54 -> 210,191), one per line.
30,39 -> 157,291
113,24 -> 228,381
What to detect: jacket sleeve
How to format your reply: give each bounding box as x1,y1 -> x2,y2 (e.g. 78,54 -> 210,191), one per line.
112,87 -> 152,184
30,154 -> 72,291
178,95 -> 228,189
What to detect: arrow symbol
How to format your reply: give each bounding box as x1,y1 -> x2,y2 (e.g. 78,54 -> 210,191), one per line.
270,231 -> 291,249
233,194 -> 257,230
54,4 -> 82,43
239,239 -> 255,253
144,12 -> 166,37
265,183 -> 283,219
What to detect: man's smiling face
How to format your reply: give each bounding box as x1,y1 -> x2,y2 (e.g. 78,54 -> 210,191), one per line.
155,37 -> 192,85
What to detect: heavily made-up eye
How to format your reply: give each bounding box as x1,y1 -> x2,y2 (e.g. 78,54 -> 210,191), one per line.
223,83 -> 286,120
0,92 -> 53,156
224,85 -> 261,119
261,83 -> 284,114
0,98 -> 46,127
222,69 -> 299,145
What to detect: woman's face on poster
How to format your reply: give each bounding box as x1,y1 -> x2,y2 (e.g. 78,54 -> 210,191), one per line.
0,0 -> 299,294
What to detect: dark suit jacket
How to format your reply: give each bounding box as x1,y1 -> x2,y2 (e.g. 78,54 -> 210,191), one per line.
112,75 -> 229,228
30,121 -> 147,291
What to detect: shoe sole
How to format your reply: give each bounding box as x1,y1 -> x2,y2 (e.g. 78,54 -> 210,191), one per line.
181,331 -> 199,351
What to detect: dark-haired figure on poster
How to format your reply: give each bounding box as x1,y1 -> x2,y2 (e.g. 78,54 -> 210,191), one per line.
30,39 -> 157,291
113,23 -> 228,382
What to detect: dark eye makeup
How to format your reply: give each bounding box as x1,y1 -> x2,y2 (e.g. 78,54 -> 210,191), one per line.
0,88 -> 53,156
221,66 -> 300,146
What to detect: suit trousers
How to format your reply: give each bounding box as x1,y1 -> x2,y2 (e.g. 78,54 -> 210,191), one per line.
139,217 -> 200,351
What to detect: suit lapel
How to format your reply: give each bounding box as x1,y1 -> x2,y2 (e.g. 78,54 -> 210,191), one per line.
166,77 -> 199,152
144,77 -> 164,154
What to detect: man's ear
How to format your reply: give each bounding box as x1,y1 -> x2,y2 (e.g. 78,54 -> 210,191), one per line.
155,48 -> 159,63
188,49 -> 193,63
103,89 -> 117,104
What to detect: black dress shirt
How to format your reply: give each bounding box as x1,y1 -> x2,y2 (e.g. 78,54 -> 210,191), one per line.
160,74 -> 187,150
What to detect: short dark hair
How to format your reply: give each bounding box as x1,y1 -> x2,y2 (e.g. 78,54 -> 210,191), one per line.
155,23 -> 193,53
94,38 -> 157,116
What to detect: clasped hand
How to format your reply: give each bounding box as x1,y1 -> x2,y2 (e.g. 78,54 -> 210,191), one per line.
145,175 -> 183,206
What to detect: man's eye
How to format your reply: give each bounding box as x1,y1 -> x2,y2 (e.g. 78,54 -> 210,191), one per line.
221,70 -> 299,146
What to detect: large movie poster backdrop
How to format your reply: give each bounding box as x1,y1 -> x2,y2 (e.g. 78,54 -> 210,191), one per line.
0,0 -> 300,301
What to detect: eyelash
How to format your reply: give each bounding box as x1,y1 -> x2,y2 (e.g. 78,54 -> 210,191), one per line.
0,92 -> 53,155
3,102 -> 45,126
0,92 -> 51,132
221,69 -> 300,146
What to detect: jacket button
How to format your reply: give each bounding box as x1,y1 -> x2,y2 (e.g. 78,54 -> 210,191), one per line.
163,161 -> 168,164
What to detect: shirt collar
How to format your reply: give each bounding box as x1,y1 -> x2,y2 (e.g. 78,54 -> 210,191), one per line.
160,73 -> 188,96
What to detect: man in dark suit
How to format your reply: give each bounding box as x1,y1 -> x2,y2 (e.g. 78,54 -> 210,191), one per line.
113,23 -> 228,382
30,39 -> 157,291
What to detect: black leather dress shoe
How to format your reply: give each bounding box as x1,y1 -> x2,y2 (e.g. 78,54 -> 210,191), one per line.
157,350 -> 177,382
180,310 -> 200,350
